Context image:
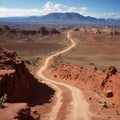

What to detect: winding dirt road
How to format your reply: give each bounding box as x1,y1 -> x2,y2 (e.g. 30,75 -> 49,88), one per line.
37,30 -> 91,120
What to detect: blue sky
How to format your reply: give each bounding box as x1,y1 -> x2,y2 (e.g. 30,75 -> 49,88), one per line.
0,0 -> 120,19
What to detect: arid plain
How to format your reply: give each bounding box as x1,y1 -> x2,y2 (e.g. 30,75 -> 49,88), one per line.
0,25 -> 120,120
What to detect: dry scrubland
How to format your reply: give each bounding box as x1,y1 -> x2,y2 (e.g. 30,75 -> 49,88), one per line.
1,27 -> 120,119
45,29 -> 120,120
63,30 -> 120,71
0,32 -> 69,72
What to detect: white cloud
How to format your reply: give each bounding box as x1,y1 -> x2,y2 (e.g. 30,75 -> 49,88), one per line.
98,13 -> 120,19
87,12 -> 120,19
68,7 -> 88,14
42,2 -> 67,14
0,2 -> 88,17
0,2 -> 119,19
80,7 -> 88,13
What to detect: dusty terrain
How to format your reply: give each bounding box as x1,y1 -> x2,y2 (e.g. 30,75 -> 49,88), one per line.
0,26 -> 120,120
43,27 -> 120,120
63,26 -> 120,71
0,26 -> 69,72
46,64 -> 120,120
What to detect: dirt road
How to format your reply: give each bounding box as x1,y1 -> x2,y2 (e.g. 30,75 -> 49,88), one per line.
37,30 -> 91,120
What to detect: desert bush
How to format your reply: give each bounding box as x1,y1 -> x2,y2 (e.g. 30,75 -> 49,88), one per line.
0,94 -> 7,108
52,54 -> 63,68
103,101 -> 108,108
24,60 -> 31,65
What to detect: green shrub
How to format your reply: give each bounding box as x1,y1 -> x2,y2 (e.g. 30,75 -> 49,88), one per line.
24,60 -> 31,65
51,54 -> 63,68
0,94 -> 7,108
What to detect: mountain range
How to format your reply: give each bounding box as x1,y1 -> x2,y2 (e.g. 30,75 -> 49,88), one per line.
0,12 -> 120,25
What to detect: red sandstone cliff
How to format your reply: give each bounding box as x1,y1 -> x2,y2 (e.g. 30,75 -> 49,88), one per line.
49,63 -> 120,105
0,47 -> 54,103
0,47 -> 54,119
0,47 -> 36,102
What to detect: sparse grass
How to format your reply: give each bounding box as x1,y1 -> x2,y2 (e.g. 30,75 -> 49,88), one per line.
24,60 -> 31,65
51,54 -> 63,68
0,33 -> 68,72
63,30 -> 120,71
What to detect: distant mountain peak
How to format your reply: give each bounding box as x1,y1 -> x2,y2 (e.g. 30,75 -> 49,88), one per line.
0,12 -> 120,25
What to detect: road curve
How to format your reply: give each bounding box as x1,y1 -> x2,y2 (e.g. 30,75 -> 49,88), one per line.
37,30 -> 91,120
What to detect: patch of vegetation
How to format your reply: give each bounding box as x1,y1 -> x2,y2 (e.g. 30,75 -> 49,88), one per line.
31,57 -> 40,66
24,60 -> 31,65
103,101 -> 108,108
0,94 -> 7,108
51,54 -> 63,68
23,56 -> 41,73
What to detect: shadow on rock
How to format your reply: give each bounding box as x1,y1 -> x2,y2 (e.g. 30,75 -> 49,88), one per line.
29,81 -> 55,107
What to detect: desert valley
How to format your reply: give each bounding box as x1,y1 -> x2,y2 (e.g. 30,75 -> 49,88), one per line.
0,1 -> 120,120
0,23 -> 120,120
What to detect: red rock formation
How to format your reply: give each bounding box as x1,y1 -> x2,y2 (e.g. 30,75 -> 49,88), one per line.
0,47 -> 54,103
36,27 -> 49,35
79,26 -> 120,35
0,47 -> 54,119
0,26 -> 60,41
50,63 -> 120,104
0,47 -> 36,102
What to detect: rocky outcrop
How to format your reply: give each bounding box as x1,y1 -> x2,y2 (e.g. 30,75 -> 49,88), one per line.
36,27 -> 60,35
105,90 -> 113,98
0,47 -> 54,119
79,26 -> 120,35
101,26 -> 115,34
0,47 -> 36,102
50,63 -> 120,104
79,27 -> 101,34
0,47 -> 54,103
0,26 -> 60,41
